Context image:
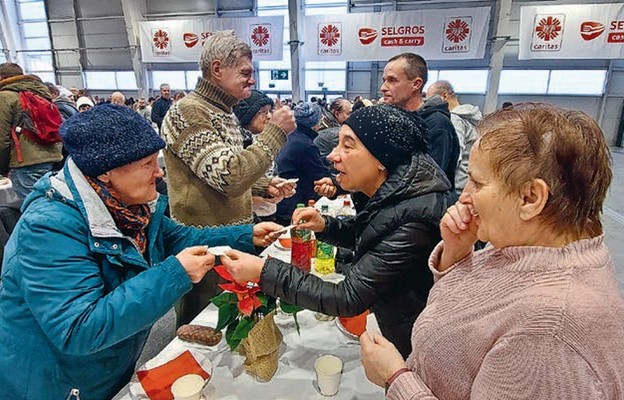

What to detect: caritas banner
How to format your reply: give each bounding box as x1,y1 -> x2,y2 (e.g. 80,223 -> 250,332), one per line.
139,16 -> 284,63
519,3 -> 624,59
304,7 -> 491,61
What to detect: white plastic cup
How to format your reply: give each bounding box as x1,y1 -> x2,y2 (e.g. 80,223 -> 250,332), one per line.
171,374 -> 205,400
314,355 -> 343,396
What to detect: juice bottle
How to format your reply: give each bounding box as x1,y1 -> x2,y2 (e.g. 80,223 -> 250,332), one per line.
291,204 -> 312,272
315,205 -> 335,275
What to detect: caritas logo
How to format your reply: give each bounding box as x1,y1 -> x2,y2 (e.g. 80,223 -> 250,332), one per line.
446,19 -> 470,43
152,29 -> 170,50
318,23 -> 342,55
531,14 -> 565,52
535,16 -> 562,41
358,27 -> 378,45
580,21 -> 605,41
251,25 -> 270,47
320,24 -> 341,47
183,33 -> 199,48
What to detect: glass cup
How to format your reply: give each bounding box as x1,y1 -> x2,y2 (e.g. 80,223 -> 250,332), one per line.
314,355 -> 343,396
171,374 -> 205,400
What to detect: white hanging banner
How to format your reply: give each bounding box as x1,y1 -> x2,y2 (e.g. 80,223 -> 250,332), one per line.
304,7 -> 491,61
139,17 -> 284,63
519,3 -> 624,60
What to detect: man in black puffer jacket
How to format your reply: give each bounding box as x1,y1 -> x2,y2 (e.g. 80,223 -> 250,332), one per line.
223,105 -> 452,358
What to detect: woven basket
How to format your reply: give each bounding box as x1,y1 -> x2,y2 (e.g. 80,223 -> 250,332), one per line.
239,311 -> 283,382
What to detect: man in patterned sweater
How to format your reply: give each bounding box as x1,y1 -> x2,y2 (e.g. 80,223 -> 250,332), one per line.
162,31 -> 296,326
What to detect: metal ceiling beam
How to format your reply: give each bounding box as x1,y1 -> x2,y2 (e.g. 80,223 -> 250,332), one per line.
71,0 -> 88,75
288,0 -> 304,102
0,0 -> 22,63
483,0 -> 512,113
120,0 -> 149,97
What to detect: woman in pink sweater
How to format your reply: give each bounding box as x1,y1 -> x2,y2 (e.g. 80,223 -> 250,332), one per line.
361,103 -> 624,399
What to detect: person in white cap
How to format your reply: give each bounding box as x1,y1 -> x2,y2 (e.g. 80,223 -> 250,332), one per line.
76,96 -> 94,112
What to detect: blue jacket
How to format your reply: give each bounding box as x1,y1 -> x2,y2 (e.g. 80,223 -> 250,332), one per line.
275,126 -> 330,223
0,159 -> 254,400
151,97 -> 172,129
418,98 -> 459,191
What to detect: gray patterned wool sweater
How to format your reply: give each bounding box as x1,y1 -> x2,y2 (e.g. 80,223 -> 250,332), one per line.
162,78 -> 286,227
388,236 -> 624,400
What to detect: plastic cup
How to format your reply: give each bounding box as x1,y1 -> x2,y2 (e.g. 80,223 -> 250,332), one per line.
314,355 -> 343,396
171,374 -> 205,400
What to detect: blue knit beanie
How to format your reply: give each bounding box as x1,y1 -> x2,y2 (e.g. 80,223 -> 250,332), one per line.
294,103 -> 322,128
61,103 -> 165,177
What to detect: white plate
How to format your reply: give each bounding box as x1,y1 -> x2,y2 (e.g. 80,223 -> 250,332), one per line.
128,347 -> 213,400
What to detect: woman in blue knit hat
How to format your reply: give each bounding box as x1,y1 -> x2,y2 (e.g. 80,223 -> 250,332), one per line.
0,104 -> 284,400
275,102 -> 332,225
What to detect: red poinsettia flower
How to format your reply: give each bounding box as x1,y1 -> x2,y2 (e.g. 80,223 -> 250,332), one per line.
215,265 -> 261,316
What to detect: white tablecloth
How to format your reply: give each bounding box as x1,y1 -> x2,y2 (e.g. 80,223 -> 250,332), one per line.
0,179 -> 19,205
115,240 -> 381,400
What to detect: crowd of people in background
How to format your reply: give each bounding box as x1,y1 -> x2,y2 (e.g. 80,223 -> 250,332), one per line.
1,27 -> 623,400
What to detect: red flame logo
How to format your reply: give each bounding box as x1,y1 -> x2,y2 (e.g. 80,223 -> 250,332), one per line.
580,21 -> 605,41
358,27 -> 378,45
183,33 -> 199,48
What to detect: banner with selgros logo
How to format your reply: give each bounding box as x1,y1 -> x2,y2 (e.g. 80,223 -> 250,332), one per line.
139,16 -> 284,63
304,7 -> 491,61
519,3 -> 624,60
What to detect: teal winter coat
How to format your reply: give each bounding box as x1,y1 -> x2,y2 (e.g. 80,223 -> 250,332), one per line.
0,159 -> 254,399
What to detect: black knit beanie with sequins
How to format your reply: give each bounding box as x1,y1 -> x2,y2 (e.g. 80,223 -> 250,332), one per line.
344,104 -> 428,171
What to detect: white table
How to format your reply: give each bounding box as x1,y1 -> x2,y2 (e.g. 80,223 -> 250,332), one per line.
115,240 -> 382,400
0,179 -> 19,205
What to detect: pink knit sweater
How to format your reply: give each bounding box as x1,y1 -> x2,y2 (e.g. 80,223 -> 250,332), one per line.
388,236 -> 624,400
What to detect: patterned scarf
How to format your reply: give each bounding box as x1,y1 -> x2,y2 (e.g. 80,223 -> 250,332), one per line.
86,176 -> 151,253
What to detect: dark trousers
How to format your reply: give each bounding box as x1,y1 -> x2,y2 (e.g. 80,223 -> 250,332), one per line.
175,269 -> 222,327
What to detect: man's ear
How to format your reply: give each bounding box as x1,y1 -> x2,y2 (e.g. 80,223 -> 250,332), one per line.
211,60 -> 222,80
413,77 -> 424,93
518,179 -> 550,221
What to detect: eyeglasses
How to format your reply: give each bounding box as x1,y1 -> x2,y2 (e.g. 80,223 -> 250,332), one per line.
257,109 -> 272,118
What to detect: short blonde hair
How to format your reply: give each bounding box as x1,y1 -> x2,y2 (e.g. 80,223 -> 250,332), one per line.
199,30 -> 252,78
477,102 -> 612,237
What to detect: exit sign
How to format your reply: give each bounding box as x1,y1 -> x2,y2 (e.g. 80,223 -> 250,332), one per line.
270,70 -> 289,80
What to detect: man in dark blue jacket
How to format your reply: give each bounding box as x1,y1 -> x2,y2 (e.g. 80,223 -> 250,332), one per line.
380,53 -> 459,190
151,82 -> 172,130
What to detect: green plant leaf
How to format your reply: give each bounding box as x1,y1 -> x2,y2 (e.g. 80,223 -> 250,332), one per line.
257,293 -> 268,307
215,302 -> 239,332
225,319 -> 241,351
279,301 -> 303,314
211,291 -> 237,307
232,316 -> 255,341
265,296 -> 277,310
